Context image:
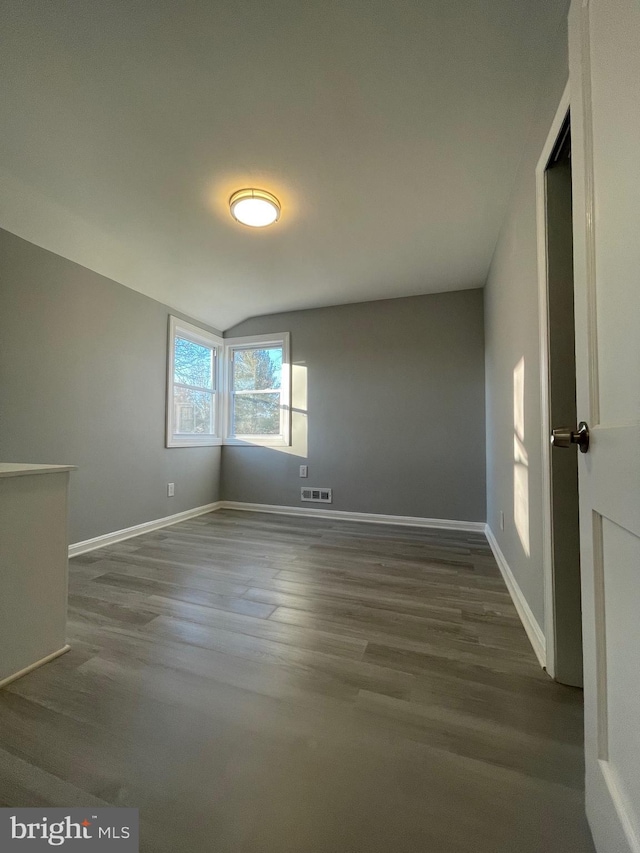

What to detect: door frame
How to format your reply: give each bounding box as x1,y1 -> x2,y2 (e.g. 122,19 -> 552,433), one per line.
535,80 -> 571,680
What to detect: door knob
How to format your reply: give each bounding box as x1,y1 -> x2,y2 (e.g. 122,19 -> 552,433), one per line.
551,421 -> 590,453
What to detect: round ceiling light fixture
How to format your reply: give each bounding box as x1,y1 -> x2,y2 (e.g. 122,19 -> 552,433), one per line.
229,188 -> 281,227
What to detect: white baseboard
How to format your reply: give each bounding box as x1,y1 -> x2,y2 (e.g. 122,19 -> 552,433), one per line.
68,505 -> 544,673
66,502 -> 545,673
218,501 -> 485,533
68,499 -> 483,558
484,524 -> 546,669
0,645 -> 71,690
68,501 -> 223,557
594,760 -> 640,853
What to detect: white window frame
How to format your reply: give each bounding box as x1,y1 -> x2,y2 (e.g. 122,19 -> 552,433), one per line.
223,332 -> 291,447
166,316 -> 223,447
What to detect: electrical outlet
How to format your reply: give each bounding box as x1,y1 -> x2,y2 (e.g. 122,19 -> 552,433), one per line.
299,465 -> 308,478
500,510 -> 505,531
167,483 -> 175,497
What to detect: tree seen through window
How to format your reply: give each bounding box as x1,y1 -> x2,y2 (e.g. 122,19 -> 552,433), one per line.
232,347 -> 282,435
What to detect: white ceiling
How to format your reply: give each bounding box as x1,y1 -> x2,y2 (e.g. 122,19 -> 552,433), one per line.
0,0 -> 566,330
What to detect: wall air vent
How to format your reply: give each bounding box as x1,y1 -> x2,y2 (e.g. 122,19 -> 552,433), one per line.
301,487 -> 332,503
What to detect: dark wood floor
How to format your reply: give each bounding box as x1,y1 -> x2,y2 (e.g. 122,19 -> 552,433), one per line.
0,510 -> 594,852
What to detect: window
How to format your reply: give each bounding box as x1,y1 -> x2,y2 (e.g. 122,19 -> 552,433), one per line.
166,316 -> 222,447
225,333 -> 290,445
166,322 -> 290,447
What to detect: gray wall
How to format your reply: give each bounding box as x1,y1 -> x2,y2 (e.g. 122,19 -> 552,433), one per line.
0,228 -> 221,544
222,290 -> 486,522
484,10 -> 570,627
0,228 -> 485,540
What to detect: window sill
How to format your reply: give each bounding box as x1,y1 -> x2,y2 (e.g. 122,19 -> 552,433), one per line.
166,437 -> 222,448
223,436 -> 290,447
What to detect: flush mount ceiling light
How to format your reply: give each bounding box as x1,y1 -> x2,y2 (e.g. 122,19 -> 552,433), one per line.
229,188 -> 281,227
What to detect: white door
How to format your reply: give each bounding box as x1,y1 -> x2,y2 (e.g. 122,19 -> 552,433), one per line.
569,1 -> 640,850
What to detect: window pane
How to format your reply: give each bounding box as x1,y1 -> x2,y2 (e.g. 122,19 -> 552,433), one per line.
174,336 -> 214,389
233,392 -> 280,435
174,386 -> 214,435
233,347 -> 282,392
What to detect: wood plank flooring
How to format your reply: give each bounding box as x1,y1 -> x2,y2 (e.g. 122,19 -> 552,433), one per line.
0,510 -> 595,852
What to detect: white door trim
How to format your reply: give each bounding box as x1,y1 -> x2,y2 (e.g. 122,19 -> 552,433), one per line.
536,80 -> 571,680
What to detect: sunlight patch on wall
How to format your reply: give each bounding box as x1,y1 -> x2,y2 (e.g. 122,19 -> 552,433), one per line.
513,356 -> 530,557
269,361 -> 308,458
